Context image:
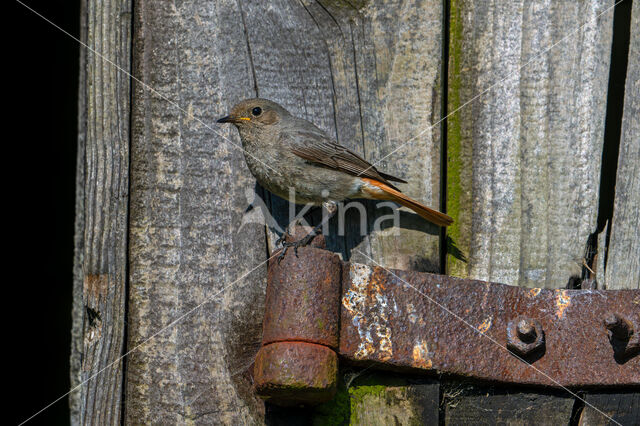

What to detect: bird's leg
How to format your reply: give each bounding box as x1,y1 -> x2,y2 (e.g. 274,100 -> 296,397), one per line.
277,202 -> 337,262
275,219 -> 299,247
275,204 -> 322,248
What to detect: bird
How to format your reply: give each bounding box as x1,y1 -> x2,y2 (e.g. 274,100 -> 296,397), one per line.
217,98 -> 453,257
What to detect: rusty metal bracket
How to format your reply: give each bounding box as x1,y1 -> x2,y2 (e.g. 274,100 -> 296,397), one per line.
253,235 -> 640,405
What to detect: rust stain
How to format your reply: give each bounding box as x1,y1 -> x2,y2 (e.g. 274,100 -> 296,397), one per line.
528,288 -> 542,298
337,261 -> 640,387
263,247 -> 341,348
477,317 -> 492,334
406,303 -> 417,324
411,340 -> 433,369
556,290 -> 571,319
84,274 -> 109,302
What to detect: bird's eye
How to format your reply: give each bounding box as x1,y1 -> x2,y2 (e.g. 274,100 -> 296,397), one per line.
252,107 -> 262,116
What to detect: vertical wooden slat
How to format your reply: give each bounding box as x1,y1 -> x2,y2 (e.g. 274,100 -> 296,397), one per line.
447,0 -> 614,288
445,1 -> 620,423
70,0 -> 132,423
603,0 -> 639,290
581,2 -> 639,422
125,0 -> 267,423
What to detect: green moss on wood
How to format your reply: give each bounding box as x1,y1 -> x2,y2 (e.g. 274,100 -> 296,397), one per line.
312,378 -> 351,425
446,0 -> 469,278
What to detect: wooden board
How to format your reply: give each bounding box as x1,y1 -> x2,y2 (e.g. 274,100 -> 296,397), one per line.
266,371 -> 440,425
447,0 -> 615,288
443,384 -> 574,425
444,1 -> 625,424
579,392 -> 640,426
70,0 -> 132,423
125,0 -> 268,423
604,0 -> 639,290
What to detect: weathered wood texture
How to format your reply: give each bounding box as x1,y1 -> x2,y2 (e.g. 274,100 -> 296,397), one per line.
443,385 -> 574,425
125,0 -> 268,423
70,0 -> 131,423
74,0 -> 639,423
125,0 -> 444,423
579,392 -> 640,426
585,3 -> 640,421
346,379 -> 439,425
604,0 -> 639,289
248,0 -> 445,272
266,371 -> 440,425
447,0 -> 614,288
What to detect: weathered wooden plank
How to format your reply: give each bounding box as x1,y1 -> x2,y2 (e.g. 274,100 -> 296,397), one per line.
241,0 -> 444,272
238,2 -> 445,421
579,392 -> 640,426
604,0 -> 639,290
346,379 -> 439,425
583,2 -> 640,419
443,384 -> 574,425
447,0 -> 614,288
69,0 -> 87,422
70,0 -> 132,423
125,0 -> 269,423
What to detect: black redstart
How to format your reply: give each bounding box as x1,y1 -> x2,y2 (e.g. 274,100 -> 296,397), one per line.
218,98 -> 453,253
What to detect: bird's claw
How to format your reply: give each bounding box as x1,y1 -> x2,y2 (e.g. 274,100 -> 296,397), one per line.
277,237 -> 312,264
275,235 -> 286,247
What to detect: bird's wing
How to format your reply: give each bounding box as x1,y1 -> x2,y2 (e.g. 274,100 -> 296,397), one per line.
284,127 -> 407,190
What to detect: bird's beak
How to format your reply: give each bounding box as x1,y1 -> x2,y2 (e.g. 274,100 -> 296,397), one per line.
217,115 -> 250,124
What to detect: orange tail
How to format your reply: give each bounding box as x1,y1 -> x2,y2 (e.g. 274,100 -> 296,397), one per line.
361,178 -> 453,227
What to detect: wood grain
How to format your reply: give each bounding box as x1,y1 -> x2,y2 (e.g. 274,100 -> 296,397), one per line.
124,0 -> 445,422
125,0 -> 268,423
604,0 -> 639,289
70,0 -> 132,423
447,0 -> 614,288
443,385 -> 574,425
73,0 -> 639,423
584,3 -> 639,421
579,392 -> 640,426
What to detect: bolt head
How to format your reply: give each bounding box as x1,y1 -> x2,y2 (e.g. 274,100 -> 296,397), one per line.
506,317 -> 545,357
604,313 -> 621,330
517,319 -> 536,341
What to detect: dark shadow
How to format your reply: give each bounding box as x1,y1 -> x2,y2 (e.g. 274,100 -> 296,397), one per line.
609,338 -> 640,365
597,0 -> 632,267
445,235 -> 467,264
508,344 -> 546,365
265,370 -> 353,425
249,184 -> 450,263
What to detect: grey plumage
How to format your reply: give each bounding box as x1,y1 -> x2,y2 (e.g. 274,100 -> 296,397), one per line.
218,98 -> 453,227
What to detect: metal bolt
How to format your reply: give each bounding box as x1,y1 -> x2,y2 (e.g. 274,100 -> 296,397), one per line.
507,317 -> 545,357
603,312 -> 639,361
517,319 -> 537,342
603,312 -> 633,340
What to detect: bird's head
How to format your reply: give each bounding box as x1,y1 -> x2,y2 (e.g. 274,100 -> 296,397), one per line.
217,98 -> 289,129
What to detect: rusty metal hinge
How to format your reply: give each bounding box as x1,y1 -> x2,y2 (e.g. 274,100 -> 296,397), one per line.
253,237 -> 640,406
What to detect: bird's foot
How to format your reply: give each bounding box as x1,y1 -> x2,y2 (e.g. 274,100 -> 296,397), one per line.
275,231 -> 290,248
276,232 -> 316,263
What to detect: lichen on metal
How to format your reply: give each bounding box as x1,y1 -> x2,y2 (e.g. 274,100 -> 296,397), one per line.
343,263 -> 393,361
